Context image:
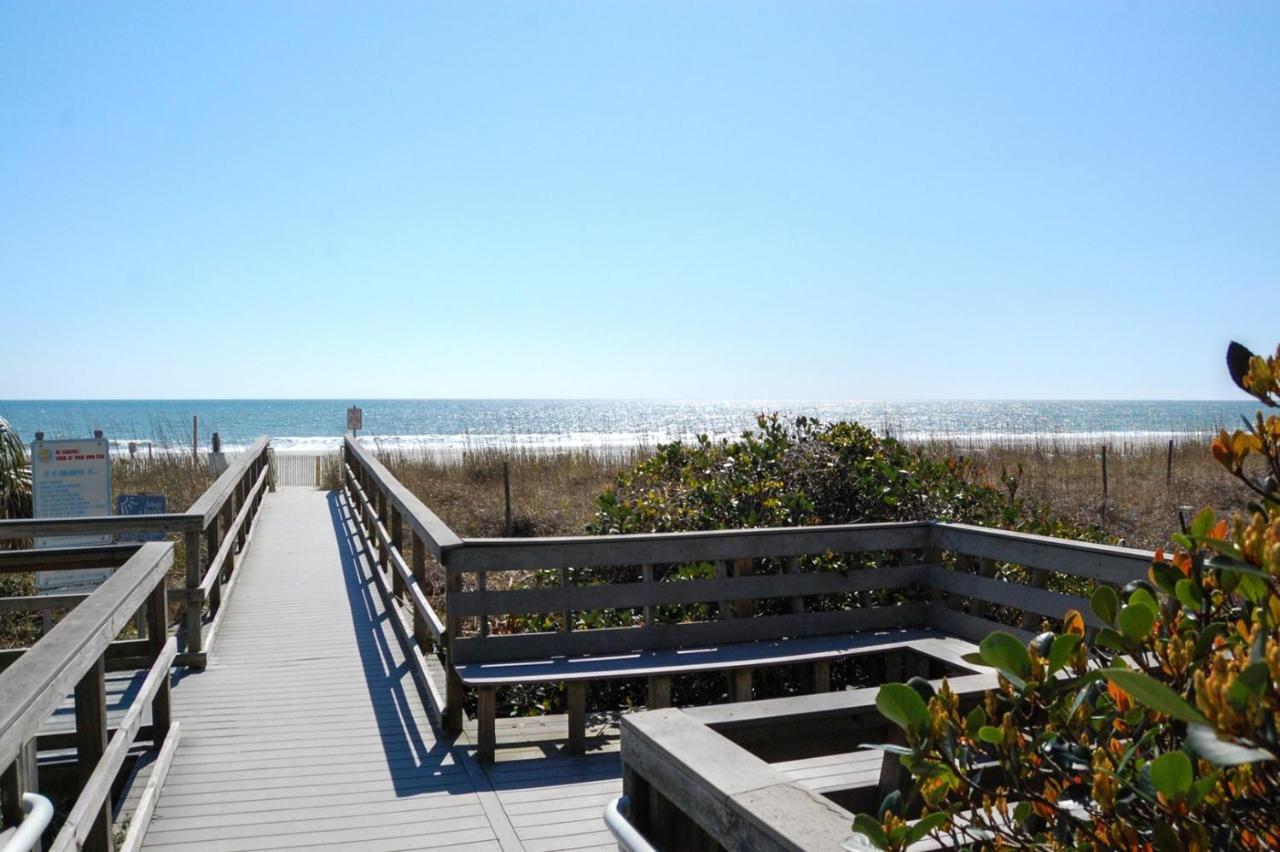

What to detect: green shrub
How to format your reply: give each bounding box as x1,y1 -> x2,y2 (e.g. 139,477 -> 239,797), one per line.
854,341 -> 1280,851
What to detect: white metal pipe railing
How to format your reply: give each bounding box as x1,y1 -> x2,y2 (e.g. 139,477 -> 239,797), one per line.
2,793 -> 53,852
603,796 -> 657,852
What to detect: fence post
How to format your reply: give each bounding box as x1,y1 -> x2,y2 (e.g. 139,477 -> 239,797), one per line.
444,569 -> 465,734
502,461 -> 512,536
1167,439 -> 1174,483
148,579 -> 172,742
184,529 -> 204,657
1101,444 -> 1108,499
75,657 -> 111,850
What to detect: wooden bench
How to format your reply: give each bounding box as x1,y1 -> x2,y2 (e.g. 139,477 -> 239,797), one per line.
454,627 -> 965,761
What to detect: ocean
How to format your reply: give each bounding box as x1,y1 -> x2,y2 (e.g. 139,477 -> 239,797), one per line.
0,399 -> 1261,455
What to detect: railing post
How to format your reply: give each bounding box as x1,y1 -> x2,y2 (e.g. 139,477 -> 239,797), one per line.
391,506 -> 406,599
376,489 -> 388,573
1022,567 -> 1051,631
75,656 -> 112,851
444,569 -> 465,734
205,514 -> 223,616
183,529 -> 204,657
1,739 -> 40,849
148,579 -> 172,743
784,555 -> 804,615
411,532 -> 431,651
641,564 -> 655,627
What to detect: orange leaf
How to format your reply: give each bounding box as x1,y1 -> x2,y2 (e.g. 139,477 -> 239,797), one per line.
1064,609 -> 1085,637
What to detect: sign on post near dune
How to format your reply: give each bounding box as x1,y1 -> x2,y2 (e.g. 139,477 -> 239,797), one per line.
116,493 -> 168,542
32,436 -> 113,592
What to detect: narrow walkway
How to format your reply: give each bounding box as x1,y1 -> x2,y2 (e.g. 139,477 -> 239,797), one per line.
138,490 -> 617,851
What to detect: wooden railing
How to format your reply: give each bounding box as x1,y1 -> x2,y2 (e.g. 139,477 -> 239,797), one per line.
0,543 -> 178,852
0,436 -> 272,668
339,436 -> 1155,737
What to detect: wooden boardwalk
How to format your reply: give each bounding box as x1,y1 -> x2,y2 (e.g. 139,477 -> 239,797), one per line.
136,489 -> 620,852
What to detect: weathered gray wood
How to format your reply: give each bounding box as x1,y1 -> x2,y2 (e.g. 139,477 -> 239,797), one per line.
621,708 -> 855,851
0,592 -> 89,612
0,544 -> 141,573
452,603 -> 930,664
0,543 -> 172,770
449,563 -> 926,617
928,567 -> 1098,627
928,603 -> 1034,644
118,721 -> 181,852
185,436 -> 270,526
454,626 -> 941,685
447,521 -> 931,572
147,581 -> 171,742
182,529 -> 203,656
0,517 -> 195,541
648,675 -> 671,709
0,738 -> 39,847
344,438 -> 464,558
729,668 -> 752,702
197,463 -> 269,597
73,657 -> 112,851
936,523 -> 1151,585
566,682 -> 586,756
477,688 -> 497,764
50,639 -> 176,852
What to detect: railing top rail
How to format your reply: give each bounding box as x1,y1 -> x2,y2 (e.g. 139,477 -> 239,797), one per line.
344,436 -> 463,558
447,521 -> 932,572
935,522 -> 1153,585
0,514 -> 200,540
0,541 -> 173,769
186,434 -> 271,525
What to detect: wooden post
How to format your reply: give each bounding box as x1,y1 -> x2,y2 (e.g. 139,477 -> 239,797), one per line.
477,687 -> 496,763
560,567 -> 571,633
75,657 -> 113,851
716,560 -> 732,619
183,529 -> 203,657
566,681 -> 587,755
647,675 -> 671,709
1101,444 -> 1108,499
191,415 -> 198,463
390,506 -> 405,599
205,515 -> 222,616
1022,567 -> 1051,630
730,668 -> 752,702
622,763 -> 651,835
1167,439 -> 1174,483
641,564 -> 656,626
478,571 -> 489,637
811,660 -> 831,693
502,461 -> 512,536
0,739 -> 39,850
444,571 -> 465,734
148,580 -> 172,743
411,531 -> 431,651
732,557 -> 753,618
784,555 -> 804,615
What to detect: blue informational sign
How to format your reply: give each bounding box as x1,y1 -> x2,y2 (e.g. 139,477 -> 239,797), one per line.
116,494 -> 168,542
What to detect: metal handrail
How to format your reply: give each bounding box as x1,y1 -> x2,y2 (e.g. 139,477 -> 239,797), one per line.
603,796 -> 657,852
2,793 -> 53,852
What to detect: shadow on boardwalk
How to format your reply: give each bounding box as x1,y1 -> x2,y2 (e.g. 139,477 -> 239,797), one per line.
327,490 -> 460,797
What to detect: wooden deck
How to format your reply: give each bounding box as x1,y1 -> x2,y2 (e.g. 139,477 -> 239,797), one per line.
135,489 -> 621,851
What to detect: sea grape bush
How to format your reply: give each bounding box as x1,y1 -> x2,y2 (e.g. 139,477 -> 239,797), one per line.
590,415 -> 1092,540
854,341 -> 1280,851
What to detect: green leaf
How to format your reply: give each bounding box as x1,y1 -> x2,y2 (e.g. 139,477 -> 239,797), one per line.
1128,587 -> 1159,613
965,706 -> 986,737
1149,751 -> 1192,799
1149,560 -> 1183,597
851,814 -> 889,849
1175,579 -> 1204,612
1227,661 -> 1270,709
1102,670 -> 1210,726
1188,770 -> 1222,807
1012,801 -> 1031,823
1047,634 -> 1081,674
979,631 -> 1032,680
904,812 -> 949,845
977,726 -> 1003,744
960,652 -> 988,669
876,683 -> 930,735
1095,627 -> 1127,651
1118,604 -> 1155,641
1189,507 -> 1215,539
1187,725 -> 1275,766
1193,622 -> 1227,660
1090,586 -> 1119,625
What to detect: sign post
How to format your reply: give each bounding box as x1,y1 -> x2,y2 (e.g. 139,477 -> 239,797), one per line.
347,406 -> 363,437
31,436 -> 113,593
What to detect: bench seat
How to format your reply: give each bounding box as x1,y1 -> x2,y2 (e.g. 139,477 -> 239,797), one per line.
453,626 -> 947,686
457,627 -> 982,762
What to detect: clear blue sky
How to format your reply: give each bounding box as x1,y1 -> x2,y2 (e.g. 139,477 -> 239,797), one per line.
2,2 -> 1276,400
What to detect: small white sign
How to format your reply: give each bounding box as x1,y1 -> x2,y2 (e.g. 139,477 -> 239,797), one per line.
347,406 -> 363,432
32,437 -> 113,593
